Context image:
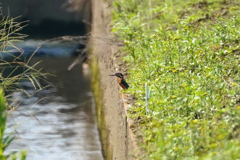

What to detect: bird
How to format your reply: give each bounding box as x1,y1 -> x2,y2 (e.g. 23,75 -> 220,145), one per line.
109,73 -> 129,90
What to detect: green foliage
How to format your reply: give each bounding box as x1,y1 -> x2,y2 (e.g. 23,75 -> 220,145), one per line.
111,0 -> 240,159
0,13 -> 47,94
0,88 -> 7,159
0,11 -> 30,160
0,88 -> 27,160
0,7 -> 49,160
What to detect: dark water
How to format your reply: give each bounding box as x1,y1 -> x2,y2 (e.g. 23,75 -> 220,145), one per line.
4,43 -> 103,160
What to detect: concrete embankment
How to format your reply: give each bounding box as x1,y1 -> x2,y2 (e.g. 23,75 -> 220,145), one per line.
90,0 -> 139,159
1,0 -> 139,159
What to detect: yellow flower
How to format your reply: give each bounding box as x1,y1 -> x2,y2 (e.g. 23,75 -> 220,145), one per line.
218,134 -> 224,140
236,106 -> 240,109
192,120 -> 198,124
172,69 -> 178,73
180,83 -> 187,87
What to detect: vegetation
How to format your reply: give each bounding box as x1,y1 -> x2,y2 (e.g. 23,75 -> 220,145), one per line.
0,88 -> 27,160
111,0 -> 240,159
0,14 -> 46,95
0,9 -> 47,160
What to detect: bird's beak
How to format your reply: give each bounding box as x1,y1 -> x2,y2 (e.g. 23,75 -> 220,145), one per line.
109,73 -> 116,76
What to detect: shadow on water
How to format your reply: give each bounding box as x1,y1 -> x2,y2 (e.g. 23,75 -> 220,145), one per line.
4,42 -> 103,160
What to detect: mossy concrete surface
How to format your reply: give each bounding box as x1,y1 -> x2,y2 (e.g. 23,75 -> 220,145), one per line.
90,0 -> 139,159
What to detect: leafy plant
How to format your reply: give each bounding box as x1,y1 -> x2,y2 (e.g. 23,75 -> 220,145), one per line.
0,7 -> 49,160
0,88 -> 27,160
111,0 -> 240,159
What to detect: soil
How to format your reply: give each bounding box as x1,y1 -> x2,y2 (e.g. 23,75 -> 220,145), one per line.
91,0 -> 139,159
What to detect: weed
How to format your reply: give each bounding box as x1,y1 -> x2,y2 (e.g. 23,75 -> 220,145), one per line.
112,0 -> 240,159
0,88 -> 27,160
0,8 -> 48,160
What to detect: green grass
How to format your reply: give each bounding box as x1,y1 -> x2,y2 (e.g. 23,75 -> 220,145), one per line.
0,9 -> 48,159
0,88 -> 27,160
0,13 -> 47,94
111,0 -> 240,159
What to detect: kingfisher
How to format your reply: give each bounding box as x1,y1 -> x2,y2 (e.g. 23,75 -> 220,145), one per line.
109,73 -> 129,90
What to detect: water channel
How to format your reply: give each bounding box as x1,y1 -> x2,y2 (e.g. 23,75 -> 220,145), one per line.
3,41 -> 103,160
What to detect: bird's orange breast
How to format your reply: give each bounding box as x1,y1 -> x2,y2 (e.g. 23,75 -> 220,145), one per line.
118,77 -> 127,90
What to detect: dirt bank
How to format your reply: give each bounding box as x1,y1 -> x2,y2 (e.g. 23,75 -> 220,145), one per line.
90,0 -> 138,159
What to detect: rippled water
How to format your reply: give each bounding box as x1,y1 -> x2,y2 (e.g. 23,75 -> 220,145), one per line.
4,45 -> 103,160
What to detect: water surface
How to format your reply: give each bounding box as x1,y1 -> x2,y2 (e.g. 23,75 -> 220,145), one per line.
5,43 -> 103,160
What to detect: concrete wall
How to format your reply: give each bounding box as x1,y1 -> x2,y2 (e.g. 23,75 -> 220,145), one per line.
1,0 -> 138,158
91,0 -> 138,159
